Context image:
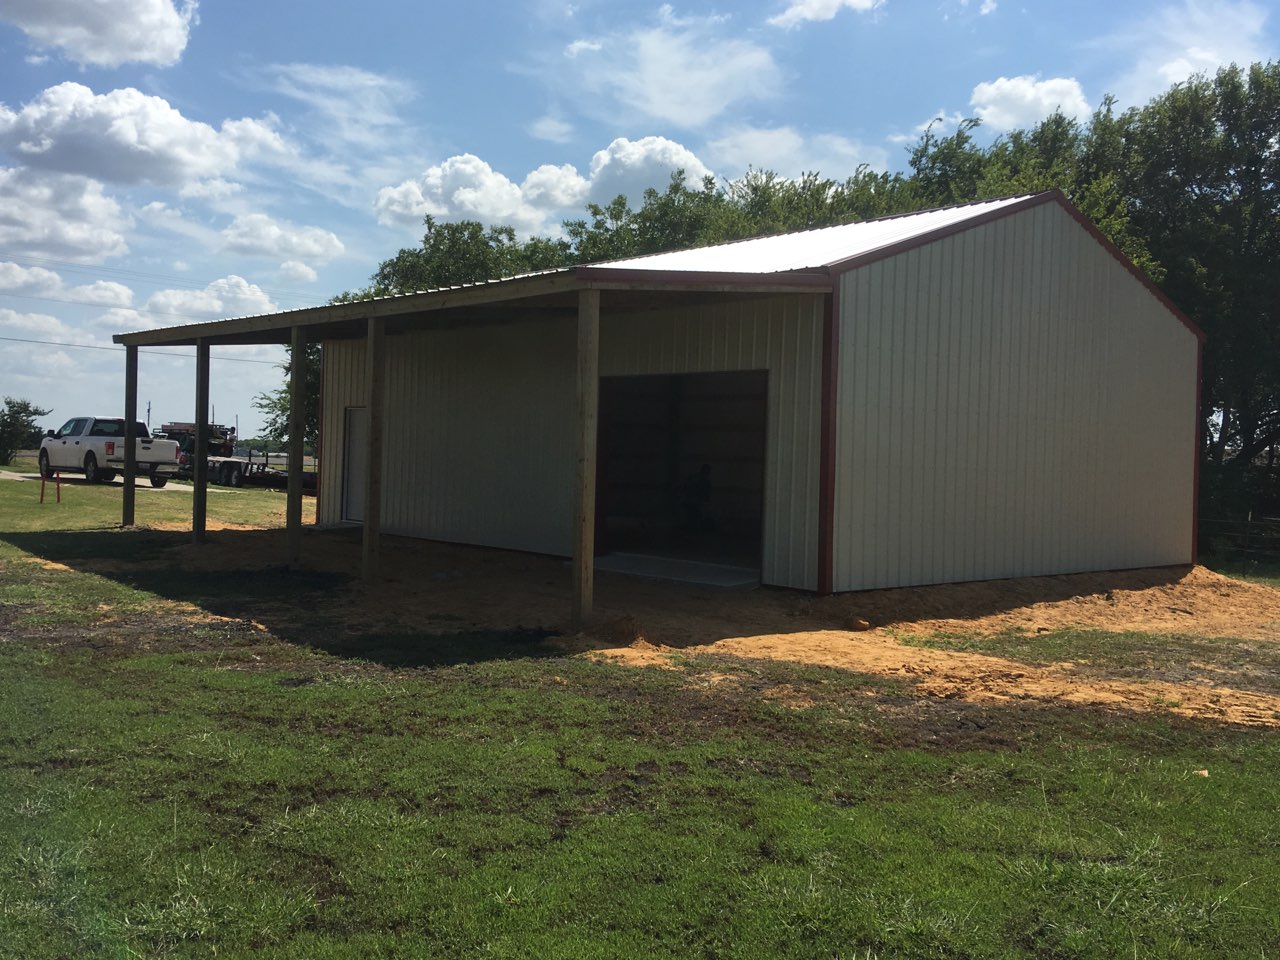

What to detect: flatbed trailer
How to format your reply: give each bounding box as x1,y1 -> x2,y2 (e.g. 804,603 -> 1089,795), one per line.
204,455 -> 316,491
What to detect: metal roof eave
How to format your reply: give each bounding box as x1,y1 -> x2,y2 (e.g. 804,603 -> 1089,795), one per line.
111,265 -> 833,348
112,269 -> 583,347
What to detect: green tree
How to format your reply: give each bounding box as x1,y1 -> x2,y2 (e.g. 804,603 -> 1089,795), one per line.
252,342 -> 322,450
1118,63 -> 1280,515
366,217 -> 572,295
0,397 -> 51,465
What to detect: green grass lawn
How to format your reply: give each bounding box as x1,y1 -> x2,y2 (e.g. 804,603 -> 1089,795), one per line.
2,481 -> 1279,958
0,454 -> 307,534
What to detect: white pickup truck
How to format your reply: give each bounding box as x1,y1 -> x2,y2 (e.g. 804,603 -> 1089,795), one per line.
39,417 -> 181,487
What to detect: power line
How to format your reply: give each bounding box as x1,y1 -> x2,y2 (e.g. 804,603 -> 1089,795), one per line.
0,335 -> 284,365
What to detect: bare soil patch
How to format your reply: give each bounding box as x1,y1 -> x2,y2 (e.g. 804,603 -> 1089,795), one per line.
23,526 -> 1280,728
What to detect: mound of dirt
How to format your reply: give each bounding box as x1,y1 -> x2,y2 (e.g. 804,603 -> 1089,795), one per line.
814,565 -> 1280,641
585,566 -> 1280,728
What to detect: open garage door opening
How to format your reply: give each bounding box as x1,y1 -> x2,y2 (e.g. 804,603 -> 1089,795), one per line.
596,371 -> 767,574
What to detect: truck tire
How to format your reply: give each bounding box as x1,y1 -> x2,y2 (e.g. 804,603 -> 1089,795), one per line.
149,473 -> 168,489
38,449 -> 52,479
227,464 -> 243,487
83,452 -> 100,483
98,469 -> 117,484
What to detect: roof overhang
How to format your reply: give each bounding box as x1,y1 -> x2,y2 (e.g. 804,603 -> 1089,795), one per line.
112,266 -> 832,348
110,188 -> 1205,350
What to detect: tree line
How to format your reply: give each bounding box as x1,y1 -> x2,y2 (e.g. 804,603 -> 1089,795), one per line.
257,62 -> 1278,521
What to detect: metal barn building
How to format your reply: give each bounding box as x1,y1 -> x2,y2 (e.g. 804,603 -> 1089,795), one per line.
113,190 -> 1202,623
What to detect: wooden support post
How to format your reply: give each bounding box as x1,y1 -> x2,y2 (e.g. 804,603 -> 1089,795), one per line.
122,344 -> 138,527
286,325 -> 306,567
361,317 -> 385,582
193,338 -> 210,544
572,288 -> 600,628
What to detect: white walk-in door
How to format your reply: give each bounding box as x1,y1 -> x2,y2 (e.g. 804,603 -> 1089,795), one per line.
343,406 -> 367,522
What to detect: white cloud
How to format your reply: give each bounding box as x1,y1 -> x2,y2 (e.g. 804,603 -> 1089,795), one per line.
769,0 -> 882,28
1104,0 -> 1269,107
373,154 -> 553,235
529,115 -> 574,143
72,280 -> 134,307
522,163 -> 590,209
887,109 -> 970,145
263,63 -> 415,147
0,305 -> 76,338
220,214 -> 344,264
970,75 -> 1090,130
0,306 -> 96,390
179,178 -> 243,201
0,262 -> 134,307
565,39 -> 603,56
705,126 -> 888,177
374,136 -> 712,236
135,201 -> 221,249
0,168 -> 130,262
105,276 -> 279,332
586,136 -> 712,204
0,0 -> 197,68
561,9 -> 781,127
278,260 -> 318,284
980,0 -> 997,13
150,276 -> 277,319
0,83 -> 285,186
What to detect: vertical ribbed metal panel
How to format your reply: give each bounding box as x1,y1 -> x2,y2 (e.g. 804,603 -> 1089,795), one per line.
833,202 -> 1198,590
319,322 -> 577,552
319,297 -> 822,588
602,294 -> 824,590
317,338 -> 366,526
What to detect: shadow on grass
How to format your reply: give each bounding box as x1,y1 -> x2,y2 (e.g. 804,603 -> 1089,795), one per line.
0,524 -> 1202,668
0,527 -> 562,669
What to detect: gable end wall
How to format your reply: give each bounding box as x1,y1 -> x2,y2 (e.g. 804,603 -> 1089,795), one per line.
832,200 -> 1198,590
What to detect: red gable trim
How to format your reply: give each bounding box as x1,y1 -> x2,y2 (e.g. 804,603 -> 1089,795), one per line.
824,189 -> 1205,345
1047,190 -> 1206,344
823,192 -> 1053,276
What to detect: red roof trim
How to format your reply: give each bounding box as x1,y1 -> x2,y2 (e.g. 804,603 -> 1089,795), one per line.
823,189 -> 1205,345
824,192 -> 1053,276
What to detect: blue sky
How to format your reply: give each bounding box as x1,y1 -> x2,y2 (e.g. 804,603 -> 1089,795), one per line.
0,0 -> 1274,436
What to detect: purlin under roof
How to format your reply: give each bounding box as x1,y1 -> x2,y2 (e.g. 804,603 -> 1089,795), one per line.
591,194 -> 1035,275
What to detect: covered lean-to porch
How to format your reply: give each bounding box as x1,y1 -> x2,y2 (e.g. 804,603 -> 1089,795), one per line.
112,265 -> 835,626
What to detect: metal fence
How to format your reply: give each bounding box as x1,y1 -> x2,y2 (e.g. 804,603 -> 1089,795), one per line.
1200,515 -> 1280,561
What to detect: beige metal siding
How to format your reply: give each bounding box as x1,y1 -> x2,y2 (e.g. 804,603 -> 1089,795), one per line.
317,338 -> 365,526
833,201 -> 1198,590
319,295 -> 824,590
318,322 -> 577,553
602,295 -> 824,590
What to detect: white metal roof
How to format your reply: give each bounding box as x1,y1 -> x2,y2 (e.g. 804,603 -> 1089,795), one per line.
595,195 -> 1036,274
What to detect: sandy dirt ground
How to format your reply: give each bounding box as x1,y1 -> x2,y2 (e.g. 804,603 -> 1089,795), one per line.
49,525 -> 1280,728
